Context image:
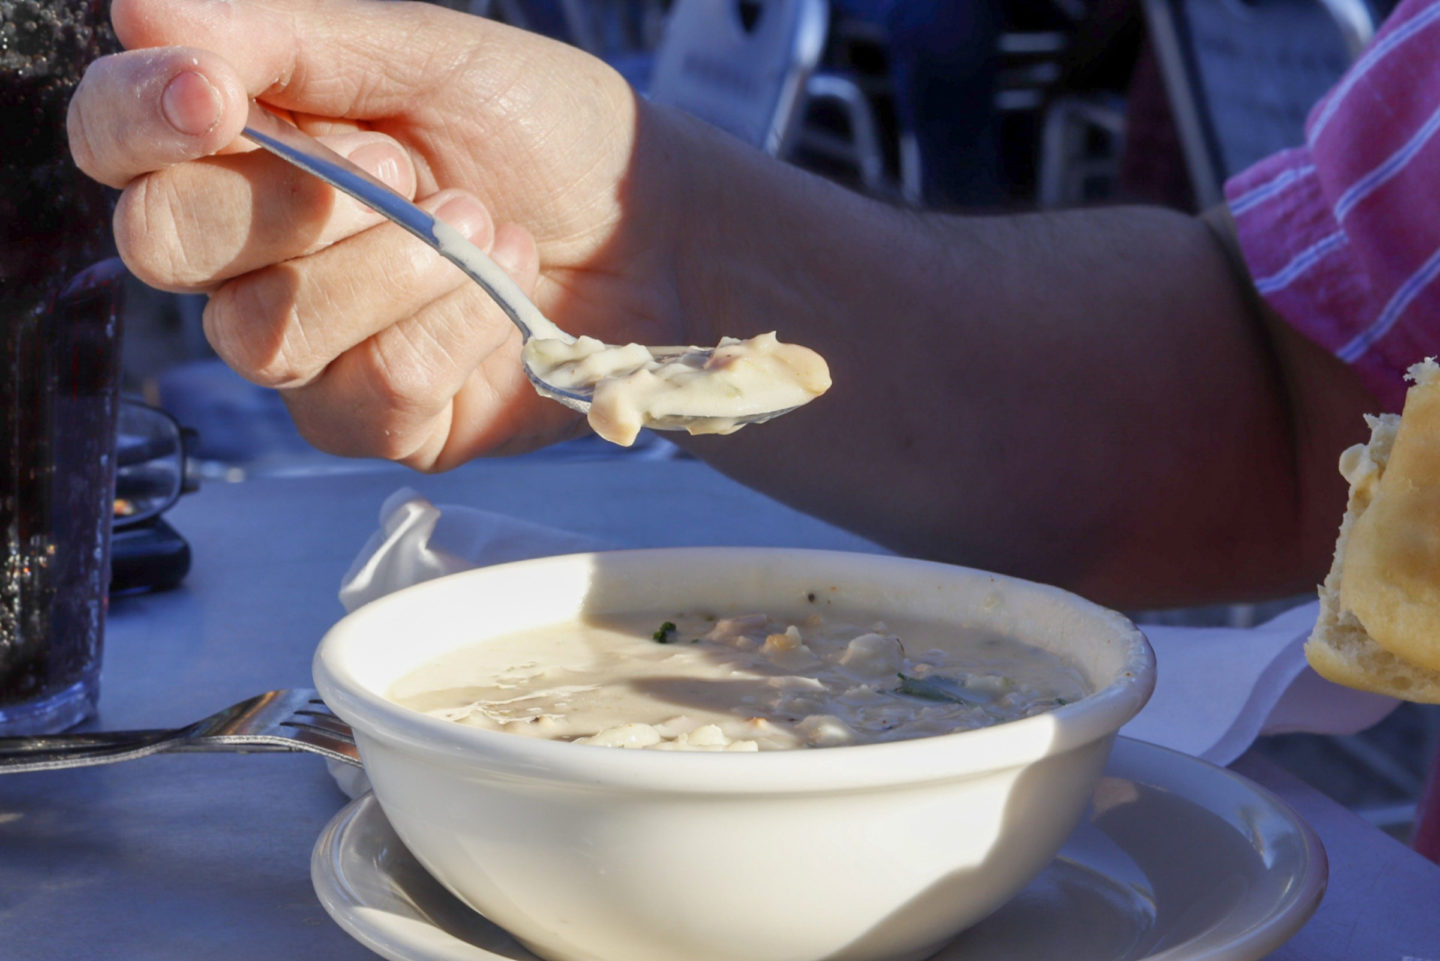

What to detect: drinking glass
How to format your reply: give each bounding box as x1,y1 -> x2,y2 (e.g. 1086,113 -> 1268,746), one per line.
1,0 -> 124,735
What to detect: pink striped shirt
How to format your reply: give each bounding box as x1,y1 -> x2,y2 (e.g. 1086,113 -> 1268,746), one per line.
1225,0 -> 1440,411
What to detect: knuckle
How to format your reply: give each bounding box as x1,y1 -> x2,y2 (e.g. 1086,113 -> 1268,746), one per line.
204,271 -> 326,389
201,284 -> 270,381
112,183 -> 165,289
349,340 -> 452,461
367,333 -> 449,414
65,86 -> 101,184
283,406 -> 360,459
114,176 -> 223,291
66,58 -> 130,188
284,395 -> 416,465
366,429 -> 423,464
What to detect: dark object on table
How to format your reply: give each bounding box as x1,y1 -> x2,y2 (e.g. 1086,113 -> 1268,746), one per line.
110,519 -> 191,596
110,401 -> 198,594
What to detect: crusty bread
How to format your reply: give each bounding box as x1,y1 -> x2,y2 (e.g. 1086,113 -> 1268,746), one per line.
1306,359 -> 1440,702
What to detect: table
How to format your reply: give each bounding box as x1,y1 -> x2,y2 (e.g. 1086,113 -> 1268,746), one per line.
3,457 -> 1438,959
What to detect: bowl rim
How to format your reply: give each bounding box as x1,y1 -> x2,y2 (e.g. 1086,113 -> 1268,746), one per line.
314,547 -> 1156,793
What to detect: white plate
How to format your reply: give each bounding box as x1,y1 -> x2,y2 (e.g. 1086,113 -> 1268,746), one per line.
310,737 -> 1326,961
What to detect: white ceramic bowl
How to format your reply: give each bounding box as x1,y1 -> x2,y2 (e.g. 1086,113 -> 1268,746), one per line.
314,548 -> 1154,961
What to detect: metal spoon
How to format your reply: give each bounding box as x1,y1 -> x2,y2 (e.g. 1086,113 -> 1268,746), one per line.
240,102 -> 802,430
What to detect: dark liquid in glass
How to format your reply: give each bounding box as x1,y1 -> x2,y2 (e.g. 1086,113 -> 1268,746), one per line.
1,0 -> 123,729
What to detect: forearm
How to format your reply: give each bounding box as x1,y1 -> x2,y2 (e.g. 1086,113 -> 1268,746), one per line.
655,113 -> 1370,607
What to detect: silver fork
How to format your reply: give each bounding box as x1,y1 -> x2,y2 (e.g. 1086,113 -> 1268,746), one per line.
0,689 -> 359,773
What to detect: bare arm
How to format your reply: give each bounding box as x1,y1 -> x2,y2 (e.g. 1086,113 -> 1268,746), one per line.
647,114 -> 1377,607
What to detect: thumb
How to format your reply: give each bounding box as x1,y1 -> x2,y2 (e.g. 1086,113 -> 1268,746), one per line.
110,0 -> 520,119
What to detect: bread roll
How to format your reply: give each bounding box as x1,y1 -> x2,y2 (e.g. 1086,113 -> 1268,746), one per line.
1306,359 -> 1440,702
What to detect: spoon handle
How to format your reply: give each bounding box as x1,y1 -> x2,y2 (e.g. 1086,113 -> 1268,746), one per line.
241,101 -> 564,342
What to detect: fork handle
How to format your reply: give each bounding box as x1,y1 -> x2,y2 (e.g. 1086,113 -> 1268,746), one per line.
0,729 -> 173,754
0,732 -> 361,773
0,735 -> 334,773
0,735 -> 181,773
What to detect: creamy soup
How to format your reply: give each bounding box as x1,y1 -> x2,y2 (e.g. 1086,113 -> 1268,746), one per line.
522,332 -> 831,446
431,220 -> 830,447
390,612 -> 1087,751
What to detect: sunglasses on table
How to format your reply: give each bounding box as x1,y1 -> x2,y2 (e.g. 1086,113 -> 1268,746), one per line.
113,400 -> 198,531
111,401 -> 198,594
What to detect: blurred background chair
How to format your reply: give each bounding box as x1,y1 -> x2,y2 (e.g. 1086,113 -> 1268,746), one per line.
468,1 -> 1011,208
646,0 -> 829,156
820,0 -> 1009,208
1142,0 -> 1375,208
644,0 -> 913,202
1036,89 -> 1126,206
997,0 -> 1101,207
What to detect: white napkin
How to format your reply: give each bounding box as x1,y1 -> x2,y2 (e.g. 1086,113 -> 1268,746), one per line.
1125,603 -> 1397,765
329,489 -> 1398,794
338,487 -> 607,612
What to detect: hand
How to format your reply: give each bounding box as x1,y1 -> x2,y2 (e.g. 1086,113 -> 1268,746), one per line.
69,0 -> 691,465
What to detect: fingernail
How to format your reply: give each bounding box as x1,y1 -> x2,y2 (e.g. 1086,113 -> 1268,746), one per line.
490,229 -> 529,275
434,196 -> 490,240
161,70 -> 222,136
347,142 -> 406,191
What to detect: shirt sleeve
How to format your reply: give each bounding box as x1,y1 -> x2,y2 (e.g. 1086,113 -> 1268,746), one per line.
1224,0 -> 1440,411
